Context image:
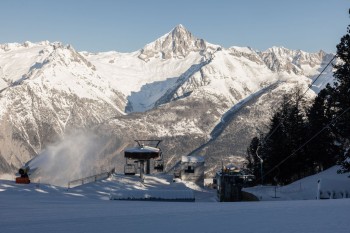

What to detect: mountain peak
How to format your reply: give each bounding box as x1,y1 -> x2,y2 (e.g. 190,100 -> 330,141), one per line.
174,24 -> 185,29
171,24 -> 188,34
168,24 -> 194,42
138,24 -> 208,61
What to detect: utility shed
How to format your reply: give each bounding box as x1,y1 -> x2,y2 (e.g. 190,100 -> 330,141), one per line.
215,164 -> 252,202
179,156 -> 205,185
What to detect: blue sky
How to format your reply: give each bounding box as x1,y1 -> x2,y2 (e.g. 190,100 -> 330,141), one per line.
1,0 -> 349,53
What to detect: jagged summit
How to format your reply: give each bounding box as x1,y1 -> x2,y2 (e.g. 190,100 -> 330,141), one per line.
0,41 -> 65,52
258,46 -> 333,75
138,24 -> 217,61
0,41 -> 96,87
169,24 -> 193,39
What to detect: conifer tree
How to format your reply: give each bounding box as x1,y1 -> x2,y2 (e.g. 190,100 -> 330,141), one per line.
334,21 -> 350,172
262,97 -> 292,184
306,86 -> 340,172
256,92 -> 308,184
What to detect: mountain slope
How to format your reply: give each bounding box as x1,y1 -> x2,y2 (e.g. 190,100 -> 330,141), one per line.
0,42 -> 126,172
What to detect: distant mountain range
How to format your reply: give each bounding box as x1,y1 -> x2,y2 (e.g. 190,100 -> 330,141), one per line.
0,25 -> 336,180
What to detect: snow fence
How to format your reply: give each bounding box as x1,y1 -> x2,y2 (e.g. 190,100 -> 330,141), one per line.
317,178 -> 350,199
109,190 -> 195,202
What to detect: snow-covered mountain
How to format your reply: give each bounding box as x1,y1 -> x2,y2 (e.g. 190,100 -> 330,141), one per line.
0,25 -> 336,179
0,41 -> 126,173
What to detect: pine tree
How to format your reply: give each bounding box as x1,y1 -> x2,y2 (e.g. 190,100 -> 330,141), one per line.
259,92 -> 308,184
306,86 -> 340,172
334,22 -> 350,172
263,97 -> 291,184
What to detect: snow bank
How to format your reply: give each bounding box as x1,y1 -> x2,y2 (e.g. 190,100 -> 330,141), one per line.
244,166 -> 350,201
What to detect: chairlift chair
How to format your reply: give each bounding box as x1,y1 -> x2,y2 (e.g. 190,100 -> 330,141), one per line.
154,159 -> 164,172
153,149 -> 164,172
124,164 -> 136,175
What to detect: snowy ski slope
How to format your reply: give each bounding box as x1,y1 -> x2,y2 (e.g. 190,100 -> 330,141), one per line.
0,167 -> 349,233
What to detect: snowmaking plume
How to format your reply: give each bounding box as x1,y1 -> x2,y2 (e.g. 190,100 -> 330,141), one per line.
27,131 -> 111,187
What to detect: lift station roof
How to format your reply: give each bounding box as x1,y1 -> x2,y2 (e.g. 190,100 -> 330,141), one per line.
124,145 -> 161,160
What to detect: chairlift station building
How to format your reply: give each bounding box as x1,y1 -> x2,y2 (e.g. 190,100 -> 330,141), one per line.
175,156 -> 205,185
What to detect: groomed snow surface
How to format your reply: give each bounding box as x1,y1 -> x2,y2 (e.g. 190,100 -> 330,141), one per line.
1,168 -> 349,233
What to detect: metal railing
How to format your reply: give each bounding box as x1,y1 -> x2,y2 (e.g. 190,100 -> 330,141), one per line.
67,168 -> 115,189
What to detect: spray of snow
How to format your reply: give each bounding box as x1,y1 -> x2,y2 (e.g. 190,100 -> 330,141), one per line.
0,173 -> 14,180
27,131 -> 109,187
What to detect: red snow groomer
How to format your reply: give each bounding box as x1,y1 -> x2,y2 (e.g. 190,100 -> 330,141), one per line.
15,166 -> 31,184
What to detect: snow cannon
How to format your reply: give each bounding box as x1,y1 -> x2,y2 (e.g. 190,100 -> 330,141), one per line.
15,165 -> 31,184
